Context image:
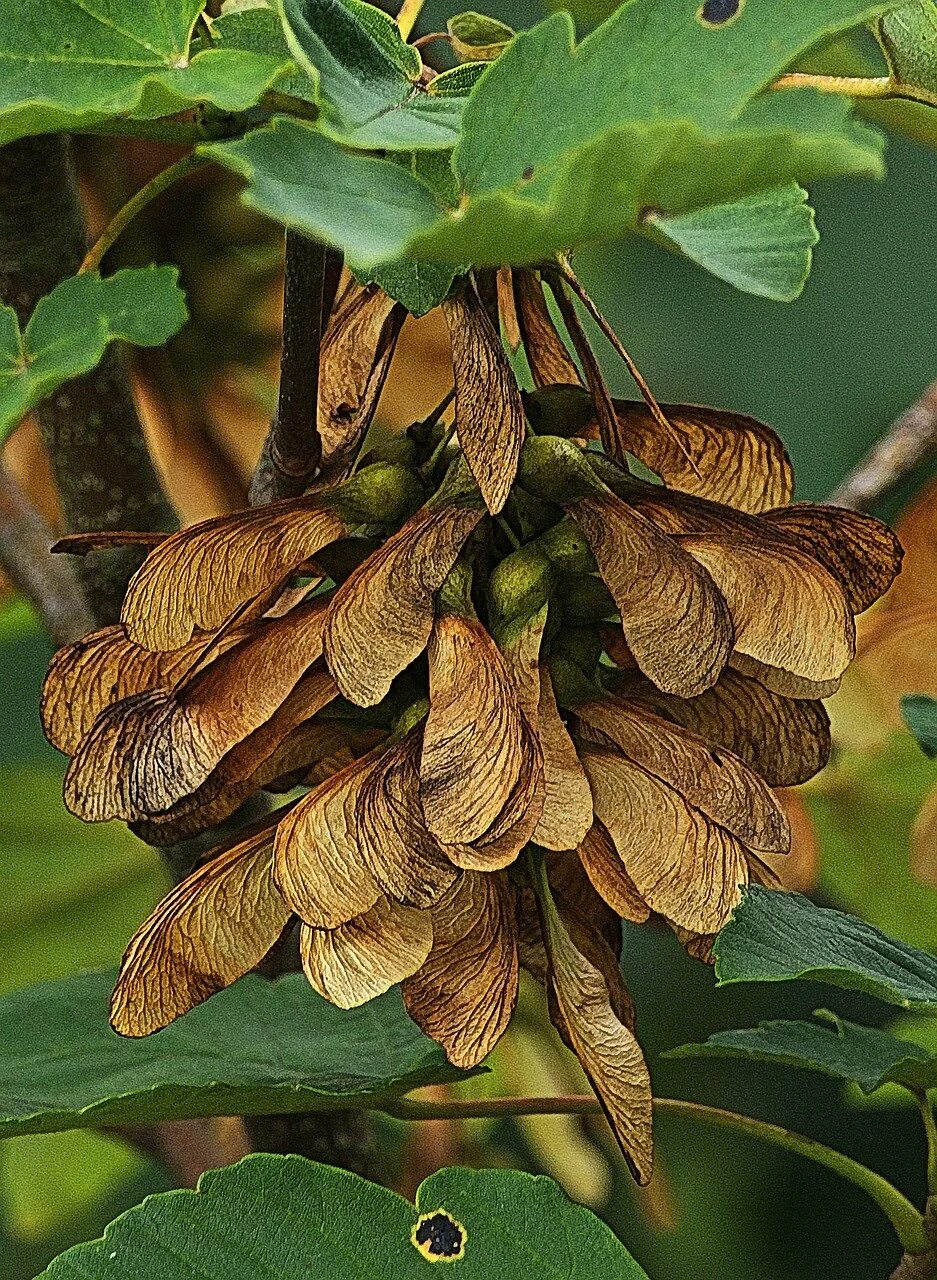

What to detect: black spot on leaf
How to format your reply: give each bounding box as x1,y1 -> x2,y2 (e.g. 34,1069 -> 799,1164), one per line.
411,1210 -> 467,1262
697,0 -> 743,26
521,166 -> 534,181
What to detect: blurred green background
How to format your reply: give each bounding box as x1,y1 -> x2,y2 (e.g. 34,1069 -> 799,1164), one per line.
3,4 -> 937,1276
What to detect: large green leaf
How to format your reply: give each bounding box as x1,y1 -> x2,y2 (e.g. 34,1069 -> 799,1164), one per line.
0,268 -> 187,448
39,1156 -> 652,1278
878,1 -> 937,105
715,886 -> 937,1008
0,969 -> 471,1139
667,1009 -> 937,1093
210,0 -> 896,276
644,183 -> 819,301
0,0 -> 293,144
277,0 -> 466,149
203,118 -> 446,267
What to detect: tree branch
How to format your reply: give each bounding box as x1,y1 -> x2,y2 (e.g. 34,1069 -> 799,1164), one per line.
829,380 -> 937,512
0,466 -> 95,644
0,134 -> 177,625
248,232 -> 343,505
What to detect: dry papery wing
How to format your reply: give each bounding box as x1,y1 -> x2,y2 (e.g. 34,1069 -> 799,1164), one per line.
356,730 -> 459,908
421,609 -> 528,846
402,870 -> 518,1069
113,598 -> 332,817
63,613 -> 337,823
512,269 -> 583,390
577,819 -> 651,924
442,284 -> 525,514
110,819 -> 291,1037
607,401 -> 793,514
121,497 -> 348,650
570,490 -> 733,698
677,529 -> 855,696
324,459 -> 486,706
531,667 -> 594,851
496,268 -> 522,354
299,896 -> 432,1009
273,748 -> 383,929
620,473 -> 898,622
132,710 -> 349,845
318,282 -> 407,482
761,503 -> 902,615
442,713 -> 544,871
574,698 -> 789,854
578,743 -> 753,935
609,667 -> 831,788
41,625 -> 213,755
535,861 -> 653,1184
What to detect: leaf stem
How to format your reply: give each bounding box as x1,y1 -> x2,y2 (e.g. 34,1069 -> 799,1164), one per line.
260,90 -> 321,124
553,260 -> 701,478
771,71 -> 893,98
913,1090 -> 937,1199
80,153 -> 211,274
396,0 -> 426,40
72,118 -> 211,146
381,1093 -> 929,1254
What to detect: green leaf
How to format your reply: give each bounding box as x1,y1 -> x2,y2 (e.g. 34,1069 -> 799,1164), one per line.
643,183 -> 819,301
210,1 -> 314,103
0,0 -> 293,144
714,886 -> 937,1008
667,1009 -> 937,1093
210,0 -> 897,282
447,12 -> 515,62
360,259 -> 458,316
277,0 -> 466,149
0,969 -> 472,1139
878,1 -> 937,104
39,1156 -> 652,1278
204,118 -> 446,268
0,268 -> 188,448
903,695 -> 937,757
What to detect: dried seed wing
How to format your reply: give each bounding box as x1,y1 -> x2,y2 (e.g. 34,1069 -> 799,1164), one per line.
41,625 -> 211,755
580,745 -> 750,935
610,401 -> 793,513
535,859 -> 653,1184
273,752 -> 382,928
122,497 -> 347,649
402,872 -> 518,1068
110,823 -> 290,1036
442,286 -> 525,514
299,898 -> 432,1008
318,282 -> 407,481
571,491 -> 732,697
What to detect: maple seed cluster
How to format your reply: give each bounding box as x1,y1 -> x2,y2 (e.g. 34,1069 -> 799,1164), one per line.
42,267 -> 901,1184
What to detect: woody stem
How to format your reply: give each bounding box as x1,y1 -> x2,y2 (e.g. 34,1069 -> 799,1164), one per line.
382,1094 -> 929,1255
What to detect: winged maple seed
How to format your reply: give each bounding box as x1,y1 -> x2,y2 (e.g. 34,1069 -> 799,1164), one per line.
43,266 -> 903,1186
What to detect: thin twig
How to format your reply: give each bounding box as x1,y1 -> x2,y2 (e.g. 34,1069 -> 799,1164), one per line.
80,153 -> 211,275
828,380 -> 937,511
555,260 -> 701,477
248,233 -> 342,505
382,1093 -> 929,1255
0,466 -> 95,644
